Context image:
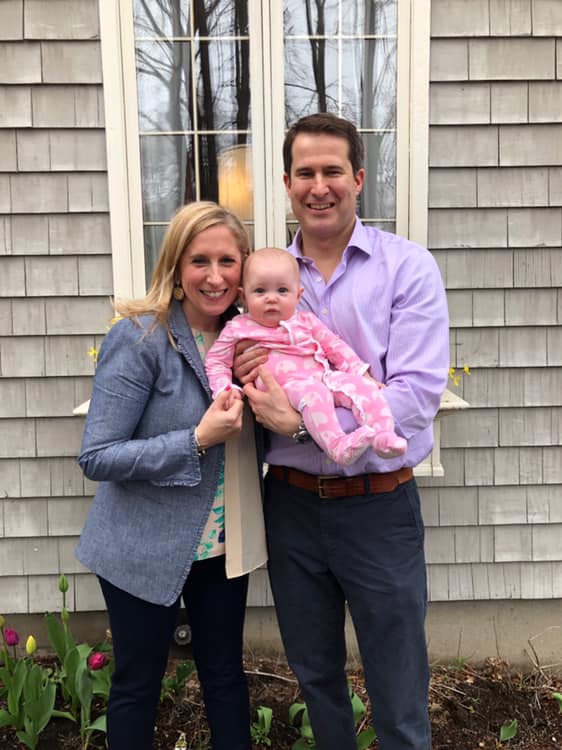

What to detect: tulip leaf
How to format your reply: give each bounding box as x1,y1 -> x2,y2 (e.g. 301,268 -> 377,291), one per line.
8,659 -> 26,717
500,718 -> 518,742
44,613 -> 67,664
0,708 -> 17,728
24,680 -> 56,735
288,702 -> 306,724
86,714 -> 107,733
52,709 -> 76,722
357,727 -> 377,750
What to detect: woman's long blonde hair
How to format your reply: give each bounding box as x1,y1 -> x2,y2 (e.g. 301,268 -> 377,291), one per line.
115,201 -> 250,328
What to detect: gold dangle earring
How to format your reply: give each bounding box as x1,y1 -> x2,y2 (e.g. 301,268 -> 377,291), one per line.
173,281 -> 185,301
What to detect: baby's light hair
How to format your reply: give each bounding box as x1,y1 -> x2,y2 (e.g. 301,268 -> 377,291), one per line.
243,247 -> 300,287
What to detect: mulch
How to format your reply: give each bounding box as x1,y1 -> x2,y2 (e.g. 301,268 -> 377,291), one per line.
1,655 -> 561,748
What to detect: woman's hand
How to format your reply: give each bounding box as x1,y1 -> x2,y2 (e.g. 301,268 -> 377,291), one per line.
243,367 -> 301,437
195,388 -> 244,450
233,340 -> 269,384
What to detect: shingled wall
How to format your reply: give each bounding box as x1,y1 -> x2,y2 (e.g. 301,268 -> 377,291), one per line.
421,0 -> 562,601
0,0 -> 111,614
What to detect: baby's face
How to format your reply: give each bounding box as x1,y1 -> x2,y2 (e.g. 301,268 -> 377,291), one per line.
242,256 -> 302,327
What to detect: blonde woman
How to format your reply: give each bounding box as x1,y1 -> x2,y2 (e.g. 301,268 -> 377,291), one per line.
76,202 -> 265,750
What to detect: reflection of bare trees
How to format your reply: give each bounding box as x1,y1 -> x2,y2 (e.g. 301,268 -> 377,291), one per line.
134,0 -> 251,210
282,0 -> 397,221
306,0 -> 327,112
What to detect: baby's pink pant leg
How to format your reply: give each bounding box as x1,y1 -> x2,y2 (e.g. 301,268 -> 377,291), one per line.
329,372 -> 407,458
283,379 -> 374,467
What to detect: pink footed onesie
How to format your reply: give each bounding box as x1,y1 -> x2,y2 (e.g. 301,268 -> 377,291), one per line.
205,310 -> 407,467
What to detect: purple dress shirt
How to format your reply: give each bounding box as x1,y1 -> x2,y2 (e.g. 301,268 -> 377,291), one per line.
265,218 -> 450,476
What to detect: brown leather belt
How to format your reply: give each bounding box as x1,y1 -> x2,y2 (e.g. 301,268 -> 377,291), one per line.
268,465 -> 414,499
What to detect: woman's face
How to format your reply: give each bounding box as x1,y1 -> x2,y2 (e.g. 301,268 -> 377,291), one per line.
177,224 -> 244,330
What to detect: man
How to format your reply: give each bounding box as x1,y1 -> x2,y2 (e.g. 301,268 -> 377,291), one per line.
237,113 -> 449,750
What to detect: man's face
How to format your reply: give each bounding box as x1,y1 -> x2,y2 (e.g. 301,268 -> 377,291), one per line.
283,133 -> 365,243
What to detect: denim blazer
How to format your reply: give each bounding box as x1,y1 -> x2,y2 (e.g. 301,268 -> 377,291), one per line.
76,300 -> 260,606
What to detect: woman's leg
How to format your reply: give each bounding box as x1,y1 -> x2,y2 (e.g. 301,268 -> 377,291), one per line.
99,577 -> 180,750
183,556 -> 251,750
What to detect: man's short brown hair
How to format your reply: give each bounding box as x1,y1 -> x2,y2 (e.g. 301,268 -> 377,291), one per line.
283,113 -> 365,176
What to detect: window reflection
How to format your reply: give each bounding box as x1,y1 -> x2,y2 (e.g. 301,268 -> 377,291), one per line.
284,0 -> 397,227
133,0 -> 398,278
133,0 -> 251,276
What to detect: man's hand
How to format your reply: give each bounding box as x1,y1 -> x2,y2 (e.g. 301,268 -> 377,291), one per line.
195,387 -> 244,450
364,370 -> 386,388
243,366 -> 301,437
233,340 -> 269,384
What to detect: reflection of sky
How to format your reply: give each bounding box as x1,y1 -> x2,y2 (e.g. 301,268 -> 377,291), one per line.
284,38 -> 396,129
284,0 -> 397,37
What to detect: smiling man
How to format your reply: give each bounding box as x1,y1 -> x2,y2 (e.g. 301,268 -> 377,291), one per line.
239,113 -> 450,750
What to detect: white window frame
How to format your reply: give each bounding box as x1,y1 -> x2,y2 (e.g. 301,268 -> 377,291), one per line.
99,0 -> 431,298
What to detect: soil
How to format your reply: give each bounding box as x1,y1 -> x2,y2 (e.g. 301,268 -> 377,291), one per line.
1,655 -> 561,749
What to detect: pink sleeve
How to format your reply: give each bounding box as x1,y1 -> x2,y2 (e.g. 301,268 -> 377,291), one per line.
204,321 -> 242,397
303,312 -> 370,375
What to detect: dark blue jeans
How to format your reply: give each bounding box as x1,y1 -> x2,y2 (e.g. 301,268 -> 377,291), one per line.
265,474 -> 431,750
99,555 -> 250,750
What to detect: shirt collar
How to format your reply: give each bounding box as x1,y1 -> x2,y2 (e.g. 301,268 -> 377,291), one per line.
287,217 -> 375,265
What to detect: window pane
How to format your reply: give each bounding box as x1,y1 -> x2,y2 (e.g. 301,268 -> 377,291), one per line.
283,0 -> 398,232
140,134 -> 195,224
133,1 -> 190,38
360,132 -> 396,220
284,0 -> 396,37
136,41 -> 192,133
133,1 -> 253,281
194,40 -> 252,132
199,0 -> 249,36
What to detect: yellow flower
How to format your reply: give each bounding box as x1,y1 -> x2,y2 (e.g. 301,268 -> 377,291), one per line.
453,375 -> 461,387
87,347 -> 99,363
463,365 -> 471,375
449,366 -> 456,377
107,315 -> 123,330
25,635 -> 37,656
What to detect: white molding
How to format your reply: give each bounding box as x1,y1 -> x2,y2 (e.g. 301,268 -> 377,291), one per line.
99,0 -> 146,298
396,0 -> 430,245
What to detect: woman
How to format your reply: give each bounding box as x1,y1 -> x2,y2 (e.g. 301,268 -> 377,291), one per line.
76,201 -> 266,750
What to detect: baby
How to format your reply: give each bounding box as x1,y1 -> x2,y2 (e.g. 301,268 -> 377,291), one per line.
205,247 -> 407,466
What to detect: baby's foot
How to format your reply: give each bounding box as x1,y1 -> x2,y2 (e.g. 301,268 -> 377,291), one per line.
373,431 -> 407,459
327,425 -> 375,467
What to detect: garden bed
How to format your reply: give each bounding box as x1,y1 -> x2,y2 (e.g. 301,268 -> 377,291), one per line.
1,655 -> 561,749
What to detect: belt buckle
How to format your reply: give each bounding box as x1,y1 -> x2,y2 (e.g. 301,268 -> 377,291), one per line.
317,475 -> 340,499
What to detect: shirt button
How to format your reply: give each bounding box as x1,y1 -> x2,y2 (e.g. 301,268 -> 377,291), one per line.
316,276 -> 322,283
321,308 -> 328,316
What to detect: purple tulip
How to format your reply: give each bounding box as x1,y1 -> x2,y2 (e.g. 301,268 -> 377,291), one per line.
4,628 -> 19,647
88,652 -> 108,670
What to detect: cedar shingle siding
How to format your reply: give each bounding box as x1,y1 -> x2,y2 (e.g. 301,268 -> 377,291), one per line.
0,0 -> 110,613
424,0 -> 562,601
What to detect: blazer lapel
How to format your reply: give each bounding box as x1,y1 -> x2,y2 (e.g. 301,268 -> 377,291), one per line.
168,301 -> 211,397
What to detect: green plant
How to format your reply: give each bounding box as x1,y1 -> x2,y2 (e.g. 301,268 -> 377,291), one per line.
552,692 -> 562,711
250,705 -> 273,746
161,659 -> 195,701
447,655 -> 467,672
289,682 -> 376,750
0,621 -> 72,750
499,718 -> 518,742
44,574 -> 113,749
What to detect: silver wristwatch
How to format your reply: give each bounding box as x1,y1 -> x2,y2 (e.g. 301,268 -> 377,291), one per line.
290,419 -> 311,444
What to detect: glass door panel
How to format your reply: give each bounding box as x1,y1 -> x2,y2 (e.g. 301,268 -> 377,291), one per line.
283,0 -> 398,232
133,0 -> 252,278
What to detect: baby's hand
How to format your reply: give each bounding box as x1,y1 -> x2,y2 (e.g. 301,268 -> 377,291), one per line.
224,385 -> 243,408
